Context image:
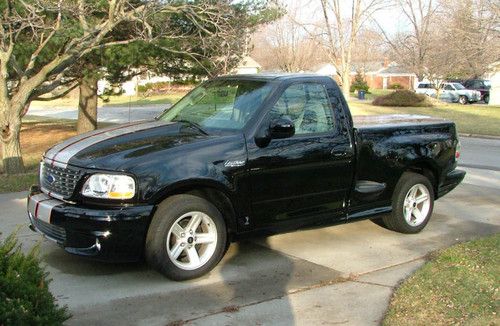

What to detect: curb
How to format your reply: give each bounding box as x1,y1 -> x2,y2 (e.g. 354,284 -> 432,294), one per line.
458,133 -> 500,140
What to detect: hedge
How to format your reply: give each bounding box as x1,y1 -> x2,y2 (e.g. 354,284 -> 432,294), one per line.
0,232 -> 70,325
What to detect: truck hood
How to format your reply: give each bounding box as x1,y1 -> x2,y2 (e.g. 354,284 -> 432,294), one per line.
44,120 -> 214,170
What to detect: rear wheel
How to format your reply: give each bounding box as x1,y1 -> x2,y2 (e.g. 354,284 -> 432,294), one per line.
382,172 -> 434,234
459,95 -> 468,105
145,194 -> 227,280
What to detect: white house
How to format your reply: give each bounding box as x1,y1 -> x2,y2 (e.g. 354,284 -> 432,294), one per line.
314,63 -> 337,76
233,56 -> 262,74
486,62 -> 500,106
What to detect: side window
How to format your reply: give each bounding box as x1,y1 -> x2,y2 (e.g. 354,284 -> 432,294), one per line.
269,83 -> 335,135
445,85 -> 454,91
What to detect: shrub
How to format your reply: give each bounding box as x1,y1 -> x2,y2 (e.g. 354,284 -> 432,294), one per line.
388,83 -> 403,90
372,90 -> 433,107
350,71 -> 370,93
0,232 -> 70,325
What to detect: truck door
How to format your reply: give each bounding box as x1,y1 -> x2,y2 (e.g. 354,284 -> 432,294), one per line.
441,84 -> 455,102
246,81 -> 355,228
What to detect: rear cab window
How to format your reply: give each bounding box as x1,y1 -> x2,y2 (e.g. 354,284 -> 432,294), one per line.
269,82 -> 336,135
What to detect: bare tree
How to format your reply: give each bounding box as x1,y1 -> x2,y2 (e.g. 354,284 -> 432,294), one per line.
315,0 -> 387,94
377,0 -> 440,81
251,3 -> 325,72
381,0 -> 498,82
350,27 -> 386,65
0,0 -> 242,174
440,0 -> 500,78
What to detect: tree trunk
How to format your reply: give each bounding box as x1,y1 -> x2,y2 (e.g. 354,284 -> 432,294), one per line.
1,109 -> 25,174
341,68 -> 351,95
77,74 -> 98,134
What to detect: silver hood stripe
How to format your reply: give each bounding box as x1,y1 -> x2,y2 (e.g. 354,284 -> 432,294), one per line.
45,121 -> 143,163
45,120 -> 171,165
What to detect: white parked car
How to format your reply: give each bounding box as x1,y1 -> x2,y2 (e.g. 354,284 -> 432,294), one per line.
416,82 -> 481,105
415,82 -> 437,97
439,82 -> 481,104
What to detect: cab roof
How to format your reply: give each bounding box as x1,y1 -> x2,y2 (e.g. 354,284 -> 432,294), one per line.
216,73 -> 331,82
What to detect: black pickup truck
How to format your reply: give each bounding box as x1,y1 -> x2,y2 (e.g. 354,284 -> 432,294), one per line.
28,74 -> 465,280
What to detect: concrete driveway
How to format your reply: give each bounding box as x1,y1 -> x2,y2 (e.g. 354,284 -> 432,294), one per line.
3,164 -> 499,325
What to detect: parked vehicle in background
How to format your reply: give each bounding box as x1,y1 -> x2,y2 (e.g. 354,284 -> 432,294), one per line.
415,82 -> 437,97
439,82 -> 481,105
462,79 -> 490,104
416,81 -> 481,105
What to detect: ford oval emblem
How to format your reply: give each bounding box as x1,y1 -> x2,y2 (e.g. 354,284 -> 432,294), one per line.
46,174 -> 56,184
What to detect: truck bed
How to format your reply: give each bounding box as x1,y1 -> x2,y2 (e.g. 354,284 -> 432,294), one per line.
350,113 -> 458,208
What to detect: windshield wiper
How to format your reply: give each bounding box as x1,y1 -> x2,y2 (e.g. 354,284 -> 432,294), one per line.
174,119 -> 209,135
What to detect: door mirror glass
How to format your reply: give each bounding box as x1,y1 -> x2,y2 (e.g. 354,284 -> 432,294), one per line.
270,116 -> 295,139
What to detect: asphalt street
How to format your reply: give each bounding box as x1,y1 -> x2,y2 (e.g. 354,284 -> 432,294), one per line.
4,103 -> 498,325
459,137 -> 500,171
28,104 -> 168,124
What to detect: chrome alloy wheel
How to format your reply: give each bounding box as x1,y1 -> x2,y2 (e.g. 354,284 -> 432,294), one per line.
403,184 -> 431,226
166,211 -> 218,270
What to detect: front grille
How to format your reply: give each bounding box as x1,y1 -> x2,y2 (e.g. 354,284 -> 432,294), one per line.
32,217 -> 66,243
40,162 -> 83,199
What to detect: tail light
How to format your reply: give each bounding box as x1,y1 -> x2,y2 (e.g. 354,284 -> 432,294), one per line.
455,141 -> 461,160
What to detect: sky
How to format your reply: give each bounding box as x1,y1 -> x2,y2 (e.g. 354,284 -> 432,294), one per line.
279,0 -> 410,36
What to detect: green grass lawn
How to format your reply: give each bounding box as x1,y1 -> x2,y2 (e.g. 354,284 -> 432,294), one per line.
0,116 -> 115,194
349,89 -> 393,101
384,233 -> 499,325
349,100 -> 500,136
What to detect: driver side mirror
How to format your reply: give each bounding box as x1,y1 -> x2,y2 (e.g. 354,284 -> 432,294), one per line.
269,116 -> 295,139
255,116 -> 295,148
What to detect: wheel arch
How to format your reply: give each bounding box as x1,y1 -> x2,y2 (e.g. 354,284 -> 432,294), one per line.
149,180 -> 238,239
404,161 -> 440,198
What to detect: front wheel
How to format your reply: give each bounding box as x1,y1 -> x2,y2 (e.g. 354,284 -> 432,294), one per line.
484,94 -> 489,104
459,95 -> 468,105
382,172 -> 434,234
145,194 -> 227,281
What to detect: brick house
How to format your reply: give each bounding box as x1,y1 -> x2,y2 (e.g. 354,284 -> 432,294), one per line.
352,60 -> 417,90
314,60 -> 417,90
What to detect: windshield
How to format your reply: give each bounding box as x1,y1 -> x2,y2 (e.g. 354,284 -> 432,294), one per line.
484,80 -> 491,88
158,79 -> 273,131
453,83 -> 466,90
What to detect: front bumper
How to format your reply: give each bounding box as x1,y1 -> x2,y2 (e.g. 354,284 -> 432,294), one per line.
27,187 -> 155,262
437,169 -> 466,198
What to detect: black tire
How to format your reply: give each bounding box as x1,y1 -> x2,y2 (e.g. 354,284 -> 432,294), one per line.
382,172 -> 434,234
484,94 -> 489,104
459,95 -> 468,105
145,194 -> 227,281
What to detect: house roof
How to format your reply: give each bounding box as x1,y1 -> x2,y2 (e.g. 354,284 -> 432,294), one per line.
350,61 -> 385,73
238,56 -> 262,69
378,64 -> 413,75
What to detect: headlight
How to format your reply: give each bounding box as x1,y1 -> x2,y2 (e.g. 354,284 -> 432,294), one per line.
82,174 -> 135,200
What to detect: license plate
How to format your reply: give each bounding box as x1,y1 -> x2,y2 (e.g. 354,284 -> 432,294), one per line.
27,193 -> 62,224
